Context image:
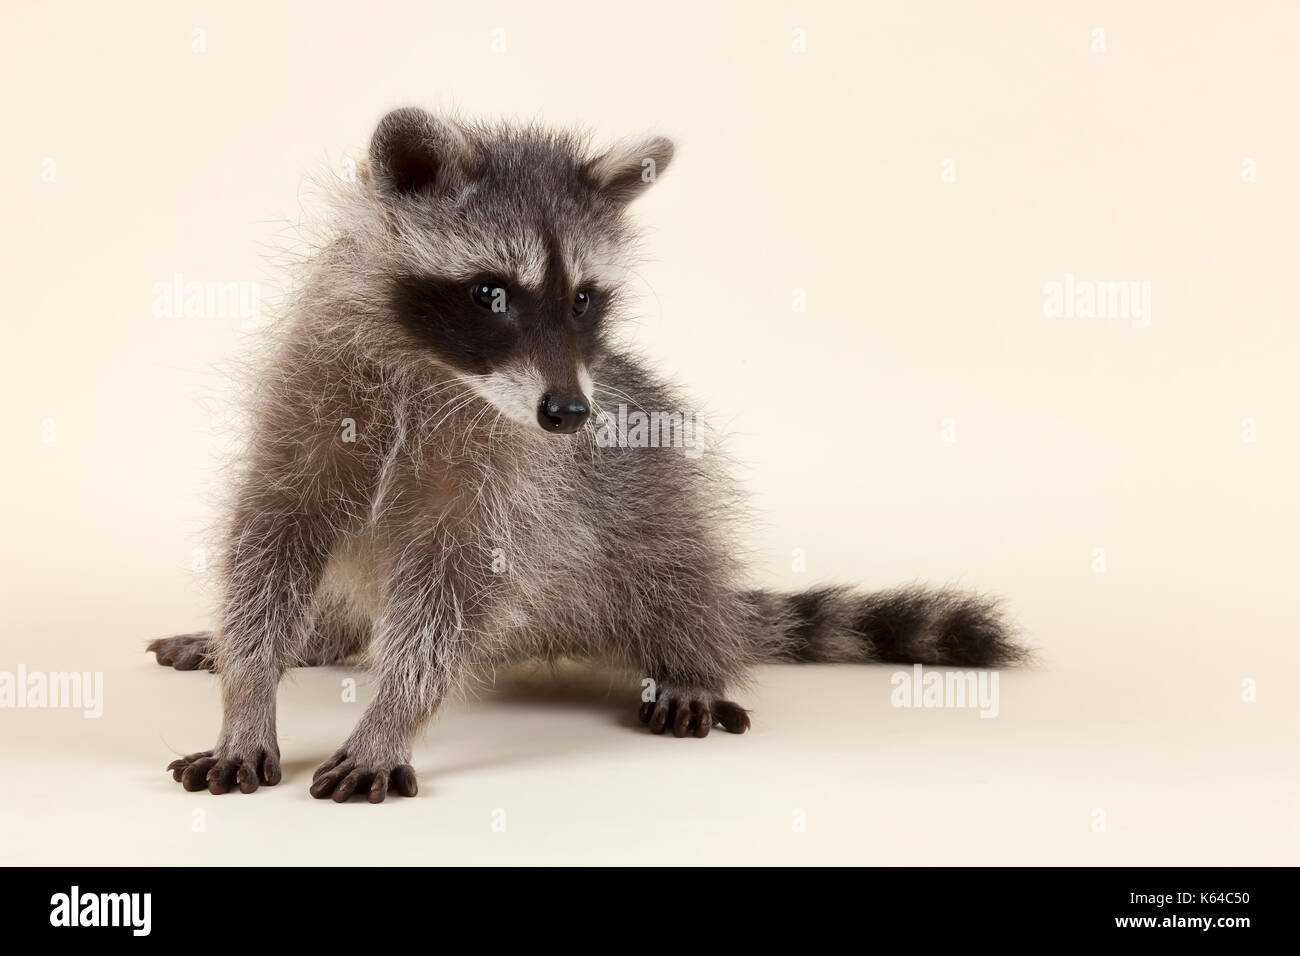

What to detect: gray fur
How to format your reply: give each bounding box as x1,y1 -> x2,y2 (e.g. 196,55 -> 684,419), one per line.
156,109 -> 1024,802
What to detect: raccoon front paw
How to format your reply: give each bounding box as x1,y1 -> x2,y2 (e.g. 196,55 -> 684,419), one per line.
166,745 -> 281,794
637,690 -> 751,737
310,749 -> 419,804
147,632 -> 216,672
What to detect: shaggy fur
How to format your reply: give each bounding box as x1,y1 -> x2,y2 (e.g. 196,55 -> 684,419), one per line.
153,108 -> 1025,803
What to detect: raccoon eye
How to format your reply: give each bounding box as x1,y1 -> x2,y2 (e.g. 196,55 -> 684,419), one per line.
573,290 -> 591,316
471,282 -> 509,313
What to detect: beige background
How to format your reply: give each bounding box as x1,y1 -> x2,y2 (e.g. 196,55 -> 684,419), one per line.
2,0 -> 1297,865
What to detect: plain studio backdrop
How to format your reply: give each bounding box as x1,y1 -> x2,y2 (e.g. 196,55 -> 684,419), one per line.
2,1 -> 1296,865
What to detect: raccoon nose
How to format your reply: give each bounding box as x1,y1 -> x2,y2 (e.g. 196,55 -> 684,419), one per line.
537,393 -> 590,434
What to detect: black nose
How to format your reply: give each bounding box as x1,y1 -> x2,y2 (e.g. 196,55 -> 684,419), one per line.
537,393 -> 590,434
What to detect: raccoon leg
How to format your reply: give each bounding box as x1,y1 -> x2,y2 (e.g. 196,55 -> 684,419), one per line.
628,593 -> 755,737
167,493 -> 342,795
308,626 -> 450,803
150,592 -> 371,675
627,633 -> 754,735
309,526 -> 479,804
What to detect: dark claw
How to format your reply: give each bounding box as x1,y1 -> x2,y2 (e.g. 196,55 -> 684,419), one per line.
390,765 -> 418,798
691,700 -> 711,738
313,748 -> 348,781
206,758 -> 240,794
672,703 -> 692,737
181,757 -> 218,791
168,749 -> 211,781
649,698 -> 672,734
309,762 -> 353,799
167,747 -> 278,793
640,691 -> 749,737
260,751 -> 282,786
331,770 -> 366,803
711,699 -> 751,734
368,770 -> 390,804
310,753 -> 418,803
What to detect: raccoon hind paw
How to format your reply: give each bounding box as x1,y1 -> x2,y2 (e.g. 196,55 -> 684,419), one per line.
637,689 -> 750,737
147,632 -> 216,672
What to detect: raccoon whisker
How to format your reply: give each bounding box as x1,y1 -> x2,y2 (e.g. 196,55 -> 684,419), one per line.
415,371 -> 493,397
446,391 -> 483,424
428,390 -> 481,432
417,389 -> 474,424
460,403 -> 495,456
584,396 -> 609,449
417,379 -> 467,398
486,407 -> 505,455
591,381 -> 649,416
415,378 -> 479,405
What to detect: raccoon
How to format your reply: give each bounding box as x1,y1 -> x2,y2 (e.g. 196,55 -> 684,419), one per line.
150,107 -> 1025,803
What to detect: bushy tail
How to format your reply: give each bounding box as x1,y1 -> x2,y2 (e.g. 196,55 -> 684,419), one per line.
744,585 -> 1026,667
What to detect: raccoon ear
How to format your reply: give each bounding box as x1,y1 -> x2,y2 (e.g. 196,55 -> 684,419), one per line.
368,107 -> 467,196
584,134 -> 674,203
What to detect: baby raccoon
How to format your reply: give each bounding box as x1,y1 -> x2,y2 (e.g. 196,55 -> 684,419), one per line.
150,108 -> 1024,803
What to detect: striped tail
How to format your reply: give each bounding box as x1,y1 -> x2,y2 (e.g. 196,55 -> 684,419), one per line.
745,585 -> 1026,667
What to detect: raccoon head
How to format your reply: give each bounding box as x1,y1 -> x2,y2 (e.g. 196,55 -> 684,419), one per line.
366,107 -> 673,434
